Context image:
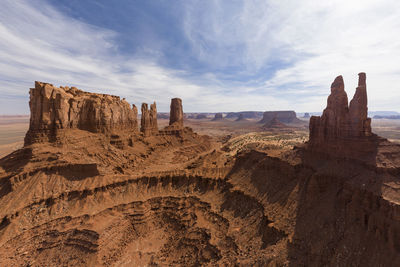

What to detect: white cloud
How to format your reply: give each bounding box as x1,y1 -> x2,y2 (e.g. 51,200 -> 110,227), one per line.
0,0 -> 289,114
183,0 -> 400,112
0,0 -> 399,114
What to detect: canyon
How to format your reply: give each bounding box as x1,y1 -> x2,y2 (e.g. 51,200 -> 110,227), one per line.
0,74 -> 399,266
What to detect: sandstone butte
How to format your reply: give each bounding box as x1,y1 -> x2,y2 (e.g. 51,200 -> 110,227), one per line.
258,110 -> 302,124
169,98 -> 184,127
212,112 -> 223,121
0,75 -> 400,266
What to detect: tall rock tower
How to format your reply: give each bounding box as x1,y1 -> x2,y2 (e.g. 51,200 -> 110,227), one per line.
169,98 -> 184,128
140,102 -> 158,136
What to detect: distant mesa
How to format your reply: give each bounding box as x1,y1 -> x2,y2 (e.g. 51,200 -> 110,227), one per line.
258,110 -> 302,124
212,113 -> 224,121
303,112 -> 310,118
226,111 -> 264,119
195,114 -> 208,119
262,117 -> 288,129
374,115 -> 400,119
235,114 -> 248,122
157,113 -> 169,119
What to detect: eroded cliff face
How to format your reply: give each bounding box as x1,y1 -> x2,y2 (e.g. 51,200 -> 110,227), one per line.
25,81 -> 139,145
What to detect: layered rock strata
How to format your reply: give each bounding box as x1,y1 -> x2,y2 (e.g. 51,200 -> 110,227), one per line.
140,102 -> 158,136
25,81 -> 138,145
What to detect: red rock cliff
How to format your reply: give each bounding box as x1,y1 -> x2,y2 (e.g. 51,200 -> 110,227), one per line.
25,81 -> 138,145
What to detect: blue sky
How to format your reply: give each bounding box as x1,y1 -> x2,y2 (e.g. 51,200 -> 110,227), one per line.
1,0 -> 400,114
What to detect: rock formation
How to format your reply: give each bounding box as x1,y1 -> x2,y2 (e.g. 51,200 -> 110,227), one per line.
212,113 -> 223,121
169,98 -> 183,127
374,115 -> 400,119
2,79 -> 400,266
195,114 -> 207,119
235,114 -> 245,121
25,81 -> 138,145
226,111 -> 264,119
303,113 -> 310,118
309,73 -> 372,146
157,113 -> 170,119
234,114 -> 250,122
140,102 -> 158,136
258,111 -> 301,124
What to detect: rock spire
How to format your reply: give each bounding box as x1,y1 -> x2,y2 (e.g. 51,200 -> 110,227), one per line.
140,102 -> 158,136
309,73 -> 372,146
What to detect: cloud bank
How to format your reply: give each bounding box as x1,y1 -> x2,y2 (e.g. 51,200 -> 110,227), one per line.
0,0 -> 399,114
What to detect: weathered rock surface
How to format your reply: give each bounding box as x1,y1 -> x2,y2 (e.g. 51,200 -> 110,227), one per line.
169,98 -> 183,127
309,73 -> 373,146
140,102 -> 158,136
258,111 -> 301,124
25,81 -> 138,145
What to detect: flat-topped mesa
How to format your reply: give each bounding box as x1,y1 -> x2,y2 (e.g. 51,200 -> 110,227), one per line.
309,73 -> 374,149
212,113 -> 223,121
140,102 -> 158,136
258,110 -> 301,124
25,81 -> 138,145
169,98 -> 184,128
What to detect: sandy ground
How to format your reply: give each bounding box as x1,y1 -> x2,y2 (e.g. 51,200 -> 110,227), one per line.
0,116 -> 29,158
0,116 -> 399,158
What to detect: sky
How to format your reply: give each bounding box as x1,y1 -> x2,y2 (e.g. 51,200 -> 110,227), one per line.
0,0 -> 400,114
